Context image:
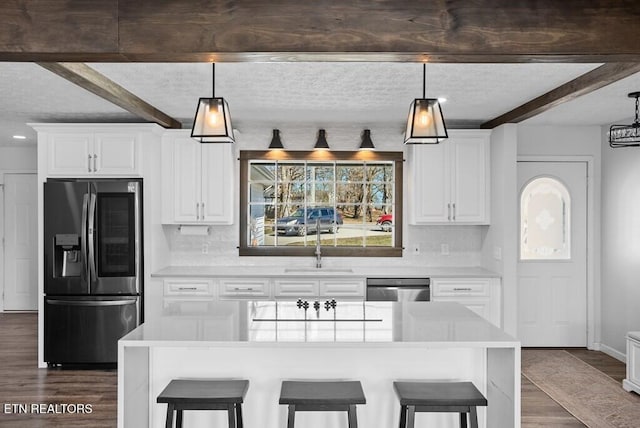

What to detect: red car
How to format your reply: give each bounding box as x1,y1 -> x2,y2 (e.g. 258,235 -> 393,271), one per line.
376,214 -> 393,232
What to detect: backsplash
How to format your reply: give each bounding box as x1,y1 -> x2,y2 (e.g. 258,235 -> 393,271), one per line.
164,224 -> 485,267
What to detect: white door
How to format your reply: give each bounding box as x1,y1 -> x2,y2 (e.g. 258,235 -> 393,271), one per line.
517,162 -> 587,346
3,174 -> 38,310
451,138 -> 487,223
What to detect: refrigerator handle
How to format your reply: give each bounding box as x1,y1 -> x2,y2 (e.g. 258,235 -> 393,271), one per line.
88,193 -> 97,284
46,298 -> 137,307
81,193 -> 89,284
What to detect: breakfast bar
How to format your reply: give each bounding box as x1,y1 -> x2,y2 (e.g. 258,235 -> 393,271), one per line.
118,301 -> 520,428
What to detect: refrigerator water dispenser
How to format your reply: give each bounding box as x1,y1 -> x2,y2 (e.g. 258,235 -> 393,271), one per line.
54,234 -> 81,277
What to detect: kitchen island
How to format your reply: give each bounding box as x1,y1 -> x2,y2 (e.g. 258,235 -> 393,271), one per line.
118,301 -> 519,427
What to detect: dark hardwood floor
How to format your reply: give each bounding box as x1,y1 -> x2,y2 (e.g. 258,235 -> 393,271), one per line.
0,313 -> 629,427
0,312 -> 116,427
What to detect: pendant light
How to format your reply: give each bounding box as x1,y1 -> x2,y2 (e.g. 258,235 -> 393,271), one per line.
609,91 -> 640,148
268,129 -> 284,150
314,129 -> 330,150
359,129 -> 375,150
191,63 -> 235,143
404,63 -> 448,144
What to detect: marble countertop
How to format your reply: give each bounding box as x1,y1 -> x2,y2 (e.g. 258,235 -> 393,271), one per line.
120,301 -> 517,348
151,265 -> 499,278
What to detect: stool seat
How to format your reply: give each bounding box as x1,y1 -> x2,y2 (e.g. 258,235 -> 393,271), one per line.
157,379 -> 249,428
393,381 -> 487,428
279,380 -> 366,428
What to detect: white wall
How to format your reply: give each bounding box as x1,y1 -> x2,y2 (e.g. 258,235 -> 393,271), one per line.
601,128 -> 640,357
164,123 -> 486,268
481,124 -> 518,336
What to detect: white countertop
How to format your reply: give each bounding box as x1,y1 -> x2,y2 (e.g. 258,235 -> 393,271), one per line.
151,265 -> 499,278
120,301 -> 517,348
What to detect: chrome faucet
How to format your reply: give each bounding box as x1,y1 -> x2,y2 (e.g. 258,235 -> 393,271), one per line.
315,218 -> 322,268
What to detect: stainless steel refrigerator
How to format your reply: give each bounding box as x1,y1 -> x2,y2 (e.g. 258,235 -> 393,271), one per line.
44,178 -> 143,366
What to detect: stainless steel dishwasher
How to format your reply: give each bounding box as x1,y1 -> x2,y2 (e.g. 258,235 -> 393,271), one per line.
365,278 -> 430,301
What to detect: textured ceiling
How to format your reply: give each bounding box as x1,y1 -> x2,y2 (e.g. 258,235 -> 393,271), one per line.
3,61 -> 640,146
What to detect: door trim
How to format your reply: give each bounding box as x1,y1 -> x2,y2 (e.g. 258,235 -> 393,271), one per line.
0,170 -> 37,312
517,155 -> 597,350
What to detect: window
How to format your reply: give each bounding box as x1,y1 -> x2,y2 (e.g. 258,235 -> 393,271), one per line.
520,176 -> 571,260
240,151 -> 403,257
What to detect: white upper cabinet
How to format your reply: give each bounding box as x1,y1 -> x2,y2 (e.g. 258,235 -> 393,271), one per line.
47,132 -> 139,176
162,130 -> 234,224
409,130 -> 490,224
39,126 -> 143,177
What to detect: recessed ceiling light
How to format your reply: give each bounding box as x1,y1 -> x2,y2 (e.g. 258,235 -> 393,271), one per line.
438,97 -> 448,103
12,135 -> 26,140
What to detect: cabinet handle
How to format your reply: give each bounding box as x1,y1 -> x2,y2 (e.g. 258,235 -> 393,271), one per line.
88,154 -> 92,172
93,154 -> 98,172
201,202 -> 205,220
453,287 -> 472,291
233,287 -> 254,291
178,287 -> 198,291
196,202 -> 200,220
452,203 -> 456,221
447,203 -> 451,221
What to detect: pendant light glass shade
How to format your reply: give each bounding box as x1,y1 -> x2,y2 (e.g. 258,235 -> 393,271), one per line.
191,63 -> 235,144
268,129 -> 284,149
404,64 -> 448,144
314,129 -> 330,150
359,129 -> 375,150
609,91 -> 640,148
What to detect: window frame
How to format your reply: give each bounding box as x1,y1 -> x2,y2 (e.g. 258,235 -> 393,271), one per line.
239,150 -> 403,257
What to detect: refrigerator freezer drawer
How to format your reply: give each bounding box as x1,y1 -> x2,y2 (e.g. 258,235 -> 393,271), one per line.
44,296 -> 139,365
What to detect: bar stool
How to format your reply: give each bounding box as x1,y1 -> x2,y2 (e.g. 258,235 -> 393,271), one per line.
279,380 -> 366,428
393,381 -> 487,428
157,379 -> 249,428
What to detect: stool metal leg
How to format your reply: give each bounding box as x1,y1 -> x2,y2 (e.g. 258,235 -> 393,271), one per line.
347,404 -> 358,428
399,405 -> 407,428
227,404 -> 236,428
460,412 -> 467,428
469,406 -> 478,428
406,405 -> 416,428
236,403 -> 244,428
287,404 -> 296,428
165,403 -> 175,428
176,409 -> 183,428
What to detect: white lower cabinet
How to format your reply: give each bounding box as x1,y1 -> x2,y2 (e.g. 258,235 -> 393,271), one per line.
218,278 -> 271,300
623,332 -> 640,395
431,277 -> 501,327
273,278 -> 365,300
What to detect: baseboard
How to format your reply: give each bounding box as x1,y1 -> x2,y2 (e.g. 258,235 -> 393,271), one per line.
600,343 -> 626,363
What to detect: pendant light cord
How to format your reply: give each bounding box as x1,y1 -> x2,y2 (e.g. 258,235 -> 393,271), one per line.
212,63 -> 216,98
422,63 -> 426,99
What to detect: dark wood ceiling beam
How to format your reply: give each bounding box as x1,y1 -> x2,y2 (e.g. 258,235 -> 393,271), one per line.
480,63 -> 640,129
37,62 -> 182,129
2,1 -> 640,62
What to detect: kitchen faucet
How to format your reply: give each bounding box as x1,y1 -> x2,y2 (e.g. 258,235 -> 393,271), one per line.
315,218 -> 322,268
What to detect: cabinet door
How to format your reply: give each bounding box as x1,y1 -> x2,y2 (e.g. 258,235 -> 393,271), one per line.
319,279 -> 365,299
93,133 -> 139,175
451,135 -> 488,223
274,279 -> 319,299
201,143 -> 234,224
172,137 -> 201,222
47,133 -> 93,175
218,278 -> 271,300
409,144 -> 451,223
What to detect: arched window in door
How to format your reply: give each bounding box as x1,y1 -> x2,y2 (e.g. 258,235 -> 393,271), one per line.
520,176 -> 571,260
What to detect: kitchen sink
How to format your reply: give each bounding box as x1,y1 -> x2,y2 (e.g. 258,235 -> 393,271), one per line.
284,268 -> 354,274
